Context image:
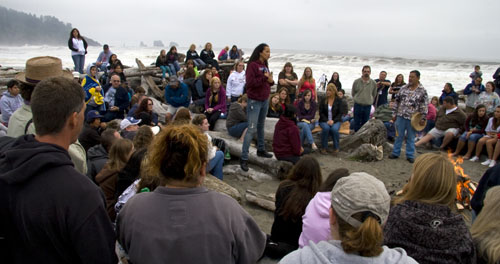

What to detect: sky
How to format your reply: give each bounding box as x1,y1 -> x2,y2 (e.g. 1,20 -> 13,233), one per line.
2,0 -> 500,61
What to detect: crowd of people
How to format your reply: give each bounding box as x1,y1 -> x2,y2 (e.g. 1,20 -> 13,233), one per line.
1,34 -> 500,263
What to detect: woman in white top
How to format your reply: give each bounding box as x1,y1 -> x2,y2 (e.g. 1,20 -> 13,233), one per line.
67,28 -> 88,74
471,105 -> 500,167
226,61 -> 246,102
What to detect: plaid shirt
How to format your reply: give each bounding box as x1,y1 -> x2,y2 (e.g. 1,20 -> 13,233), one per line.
393,83 -> 428,120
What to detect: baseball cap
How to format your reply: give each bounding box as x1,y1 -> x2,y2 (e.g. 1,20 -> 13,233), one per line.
120,117 -> 141,130
86,110 -> 103,121
168,76 -> 179,86
330,172 -> 390,228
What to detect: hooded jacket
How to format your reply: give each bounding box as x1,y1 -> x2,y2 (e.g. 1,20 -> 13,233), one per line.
0,135 -> 116,263
86,144 -> 108,183
280,240 -> 418,264
299,192 -> 331,248
272,116 -> 301,158
81,65 -> 104,108
0,90 -> 23,124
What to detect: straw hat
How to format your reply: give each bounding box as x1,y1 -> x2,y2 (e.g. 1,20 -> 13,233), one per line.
15,56 -> 73,85
411,112 -> 427,131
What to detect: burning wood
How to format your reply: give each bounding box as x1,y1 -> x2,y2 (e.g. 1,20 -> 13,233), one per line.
447,150 -> 477,210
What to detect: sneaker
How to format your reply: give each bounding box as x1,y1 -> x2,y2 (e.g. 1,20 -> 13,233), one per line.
407,158 -> 415,163
469,156 -> 479,162
481,159 -> 491,166
388,154 -> 399,159
311,143 -> 318,151
489,160 -> 496,168
257,150 -> 273,158
240,159 -> 249,172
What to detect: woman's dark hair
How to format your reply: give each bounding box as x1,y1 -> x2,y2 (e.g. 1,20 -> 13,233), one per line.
69,28 -> 81,39
445,82 -> 454,92
319,168 -> 349,192
278,156 -> 322,220
471,104 -> 487,125
201,70 -> 211,88
248,43 -> 269,67
169,46 -> 177,53
135,98 -> 152,118
108,53 -> 119,64
231,45 -> 238,51
115,148 -> 148,198
281,62 -> 294,74
184,68 -> 196,79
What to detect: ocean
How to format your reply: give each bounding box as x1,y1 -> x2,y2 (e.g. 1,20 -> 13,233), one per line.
1,45 -> 498,98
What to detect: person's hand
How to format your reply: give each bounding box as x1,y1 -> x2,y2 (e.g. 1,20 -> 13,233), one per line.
111,106 -> 119,111
466,131 -> 472,139
100,122 -> 107,130
392,116 -> 397,122
300,147 -> 304,154
96,62 -> 102,66
327,120 -> 334,126
95,86 -> 102,92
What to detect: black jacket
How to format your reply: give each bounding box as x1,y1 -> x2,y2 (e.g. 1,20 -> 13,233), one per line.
471,164 -> 500,214
86,144 -> 108,183
67,37 -> 88,53
78,123 -> 101,152
0,135 -> 116,263
319,97 -> 347,123
186,50 -> 200,61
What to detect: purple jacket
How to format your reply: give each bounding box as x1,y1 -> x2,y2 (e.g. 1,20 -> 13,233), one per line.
298,192 -> 331,248
204,85 -> 227,113
296,99 -> 317,122
246,60 -> 273,101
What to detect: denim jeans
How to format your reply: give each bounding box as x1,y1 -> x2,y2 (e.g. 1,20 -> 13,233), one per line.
159,66 -> 171,78
207,150 -> 224,180
241,98 -> 269,160
319,121 -> 341,149
168,61 -> 181,74
298,122 -> 315,145
458,131 -> 483,143
353,103 -> 371,131
193,58 -> 206,69
392,117 -> 416,159
72,55 -> 85,74
228,122 -> 248,138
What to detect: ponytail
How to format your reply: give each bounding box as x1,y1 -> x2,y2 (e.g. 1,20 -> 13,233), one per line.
337,211 -> 384,257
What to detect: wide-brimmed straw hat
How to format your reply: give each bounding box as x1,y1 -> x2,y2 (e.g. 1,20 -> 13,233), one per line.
411,112 -> 427,132
15,56 -> 73,85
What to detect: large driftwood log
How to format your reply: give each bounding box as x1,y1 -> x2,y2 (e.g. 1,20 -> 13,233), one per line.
245,189 -> 275,212
213,118 -> 279,142
340,119 -> 387,151
208,131 -> 293,178
347,143 -> 383,161
150,97 -> 168,123
223,165 -> 274,182
203,174 -> 242,202
141,75 -> 164,100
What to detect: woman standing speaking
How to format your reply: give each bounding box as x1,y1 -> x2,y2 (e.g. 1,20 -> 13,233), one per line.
68,28 -> 88,74
240,43 -> 274,171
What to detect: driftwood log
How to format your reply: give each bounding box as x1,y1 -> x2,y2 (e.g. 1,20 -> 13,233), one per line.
223,165 -> 274,182
136,58 -> 164,101
340,119 -> 387,151
347,143 -> 383,161
203,174 -> 242,202
245,189 -> 275,212
213,118 -> 279,143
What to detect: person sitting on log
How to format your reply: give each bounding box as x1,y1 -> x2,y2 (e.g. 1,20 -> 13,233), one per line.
166,46 -> 181,75
318,84 -> 347,155
273,104 -> 303,164
81,64 -> 105,115
134,97 -> 158,126
192,114 -> 224,180
204,76 -> 226,131
226,61 -> 246,102
155,49 -> 172,82
164,76 -> 190,122
218,46 -> 230,61
226,94 -> 248,141
228,45 -> 242,60
192,69 -> 213,112
264,156 -> 322,259
185,59 -> 199,77
267,93 -> 282,118
200,42 -> 220,70
452,104 -> 488,159
185,43 -> 206,70
277,87 -> 290,112
296,89 -> 318,151
471,106 -> 500,167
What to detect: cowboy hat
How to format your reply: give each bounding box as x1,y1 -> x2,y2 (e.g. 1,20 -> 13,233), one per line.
411,112 -> 427,131
15,56 -> 73,85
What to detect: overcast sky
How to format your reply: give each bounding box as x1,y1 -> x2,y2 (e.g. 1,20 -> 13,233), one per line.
2,0 -> 500,61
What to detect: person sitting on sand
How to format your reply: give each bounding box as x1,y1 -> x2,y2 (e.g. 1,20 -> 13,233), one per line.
0,79 -> 23,126
298,168 -> 349,248
281,172 -> 417,264
265,156 -> 322,259
415,96 -> 466,150
186,44 -> 206,69
470,106 -> 500,167
204,76 -> 226,131
319,84 -> 347,155
452,104 -> 488,159
273,104 -> 303,164
226,94 -> 248,141
384,153 -> 476,263
297,89 -> 318,151
200,42 -> 219,70
164,76 -> 189,122
471,186 -> 500,264
298,67 -> 317,102
134,97 -> 158,126
476,81 -> 500,115
267,93 -> 282,118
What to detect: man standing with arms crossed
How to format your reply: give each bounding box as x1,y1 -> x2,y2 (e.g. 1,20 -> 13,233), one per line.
389,70 -> 428,163
352,65 -> 377,131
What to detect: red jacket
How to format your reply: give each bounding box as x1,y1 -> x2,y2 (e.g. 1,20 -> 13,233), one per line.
246,60 -> 273,101
273,116 -> 301,158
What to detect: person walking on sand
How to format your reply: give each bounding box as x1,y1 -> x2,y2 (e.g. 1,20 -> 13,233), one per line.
240,43 -> 274,172
389,70 -> 428,163
352,65 -> 377,131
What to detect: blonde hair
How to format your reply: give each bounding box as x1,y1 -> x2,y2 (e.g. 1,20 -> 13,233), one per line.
326,83 -> 338,101
238,94 -> 248,103
209,76 -> 221,105
277,87 -> 290,104
471,186 -> 500,264
144,124 -> 208,186
268,93 -> 280,112
108,139 -> 134,171
299,67 -> 314,87
398,153 -> 456,207
335,209 -> 383,257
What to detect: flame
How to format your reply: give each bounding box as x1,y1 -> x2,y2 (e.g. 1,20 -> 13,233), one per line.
447,150 -> 469,178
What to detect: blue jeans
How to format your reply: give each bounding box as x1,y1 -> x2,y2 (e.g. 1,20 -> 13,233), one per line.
168,61 -> 181,74
193,58 -> 206,69
241,98 -> 269,160
72,54 -> 85,74
459,132 -> 483,143
353,103 -> 371,131
298,122 -> 315,145
228,122 -> 248,138
392,117 -> 416,159
207,150 -> 224,180
319,121 -> 341,149
159,66 -> 172,78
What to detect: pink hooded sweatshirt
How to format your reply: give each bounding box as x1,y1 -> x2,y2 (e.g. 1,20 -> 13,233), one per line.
298,191 -> 331,248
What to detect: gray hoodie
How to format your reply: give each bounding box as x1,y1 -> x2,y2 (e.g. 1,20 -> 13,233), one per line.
279,240 -> 418,264
0,90 -> 23,124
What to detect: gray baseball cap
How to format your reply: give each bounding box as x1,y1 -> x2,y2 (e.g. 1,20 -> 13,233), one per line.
330,172 -> 390,228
